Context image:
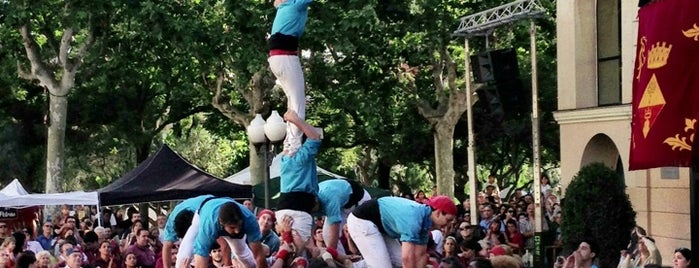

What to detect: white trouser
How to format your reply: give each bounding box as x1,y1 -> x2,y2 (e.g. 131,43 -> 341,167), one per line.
176,212 -> 200,268
323,190 -> 372,254
275,209 -> 313,243
346,214 -> 402,268
177,212 -> 255,268
222,236 -> 255,268
268,55 -> 305,154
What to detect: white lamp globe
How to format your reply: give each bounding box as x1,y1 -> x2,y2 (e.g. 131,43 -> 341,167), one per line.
247,114 -> 267,144
264,110 -> 287,142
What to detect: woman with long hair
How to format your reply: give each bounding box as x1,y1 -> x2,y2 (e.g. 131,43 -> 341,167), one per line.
1,237 -> 16,268
34,251 -> 53,268
503,219 -> 524,254
92,241 -> 118,268
123,252 -> 139,268
0,248 -> 11,268
415,191 -> 428,204
618,236 -> 661,268
442,236 -> 460,259
485,220 -> 506,247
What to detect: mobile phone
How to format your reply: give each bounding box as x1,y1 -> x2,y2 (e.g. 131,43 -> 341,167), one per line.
557,256 -> 565,264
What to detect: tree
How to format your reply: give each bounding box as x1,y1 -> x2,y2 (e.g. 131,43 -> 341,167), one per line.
561,163 -> 636,268
2,1 -> 112,193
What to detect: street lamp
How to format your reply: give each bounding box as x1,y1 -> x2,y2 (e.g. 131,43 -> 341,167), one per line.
247,110 -> 286,209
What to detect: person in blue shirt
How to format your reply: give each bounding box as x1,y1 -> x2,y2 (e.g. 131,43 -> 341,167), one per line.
160,195 -> 215,268
268,0 -> 313,155
317,179 -> 371,254
192,198 -> 264,268
275,110 -> 322,258
347,196 -> 457,268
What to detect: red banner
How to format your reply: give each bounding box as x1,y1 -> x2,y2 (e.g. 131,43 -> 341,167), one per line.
629,0 -> 699,170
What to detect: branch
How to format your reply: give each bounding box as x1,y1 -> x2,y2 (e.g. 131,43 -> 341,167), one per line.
154,105 -> 212,134
19,24 -> 58,89
72,23 -> 97,71
59,27 -> 73,68
39,14 -> 60,55
210,71 -> 249,127
17,61 -> 35,80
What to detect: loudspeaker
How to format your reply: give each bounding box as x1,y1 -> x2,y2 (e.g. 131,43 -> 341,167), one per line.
470,48 -> 520,83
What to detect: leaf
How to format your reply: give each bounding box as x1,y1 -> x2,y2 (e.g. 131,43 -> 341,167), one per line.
682,23 -> 699,41
684,118 -> 696,132
663,134 -> 691,151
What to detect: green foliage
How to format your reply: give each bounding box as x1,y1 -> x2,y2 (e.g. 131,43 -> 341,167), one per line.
561,163 -> 636,268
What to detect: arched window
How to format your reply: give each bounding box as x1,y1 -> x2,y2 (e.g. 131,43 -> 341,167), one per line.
596,0 -> 621,105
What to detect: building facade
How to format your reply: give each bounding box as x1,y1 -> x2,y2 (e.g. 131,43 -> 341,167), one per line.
553,0 -> 690,265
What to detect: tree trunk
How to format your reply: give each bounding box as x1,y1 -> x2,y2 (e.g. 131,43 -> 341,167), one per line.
434,121 -> 456,198
45,94 -> 68,194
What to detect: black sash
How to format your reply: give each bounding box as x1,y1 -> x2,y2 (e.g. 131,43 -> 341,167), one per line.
344,179 -> 366,209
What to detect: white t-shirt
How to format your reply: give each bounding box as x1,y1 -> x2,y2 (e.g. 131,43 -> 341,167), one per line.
431,229 -> 444,255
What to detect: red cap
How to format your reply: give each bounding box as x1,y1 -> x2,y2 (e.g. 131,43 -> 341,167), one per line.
257,209 -> 276,222
491,245 -> 507,256
427,195 -> 457,216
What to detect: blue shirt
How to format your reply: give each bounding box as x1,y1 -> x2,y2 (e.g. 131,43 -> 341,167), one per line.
36,234 -> 54,250
193,198 -> 262,257
377,197 -> 432,244
163,195 -> 215,242
318,179 -> 352,224
280,139 -> 321,194
261,231 -> 281,254
271,0 -> 313,37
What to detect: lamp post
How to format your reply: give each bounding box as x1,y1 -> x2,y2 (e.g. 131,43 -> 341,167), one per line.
247,111 -> 286,209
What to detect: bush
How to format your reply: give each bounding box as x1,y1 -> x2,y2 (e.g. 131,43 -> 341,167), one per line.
560,163 -> 636,267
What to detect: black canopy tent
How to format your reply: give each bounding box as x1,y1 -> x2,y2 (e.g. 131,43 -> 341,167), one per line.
98,145 -> 251,206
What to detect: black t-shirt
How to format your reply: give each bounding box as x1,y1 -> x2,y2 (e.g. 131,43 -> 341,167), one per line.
351,199 -> 386,235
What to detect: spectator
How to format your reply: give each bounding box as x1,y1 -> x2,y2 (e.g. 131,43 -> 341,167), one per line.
618,236 -> 661,268
53,241 -> 74,268
2,236 -> 16,265
126,229 -> 155,268
61,248 -> 83,268
443,236 -> 459,259
257,209 -> 280,256
673,247 -> 691,268
485,220 -> 506,247
35,250 -> 54,268
36,222 -> 55,251
155,215 -> 166,243
458,238 -> 480,266
91,241 -> 118,268
504,219 -> 524,254
16,251 -> 36,268
479,205 -> 504,232
208,242 -> 224,268
242,200 -> 254,213
0,249 -> 10,268
561,241 -> 599,268
415,191 -> 428,204
312,228 -> 327,249
540,174 -> 552,197
122,252 -> 138,268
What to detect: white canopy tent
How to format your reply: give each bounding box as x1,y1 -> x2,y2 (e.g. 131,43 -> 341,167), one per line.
225,154 -> 345,185
0,179 -> 99,208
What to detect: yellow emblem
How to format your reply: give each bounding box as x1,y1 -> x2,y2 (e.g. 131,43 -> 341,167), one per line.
682,23 -> 699,41
636,37 -> 647,80
664,118 -> 696,151
638,74 -> 666,138
647,42 -> 672,69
